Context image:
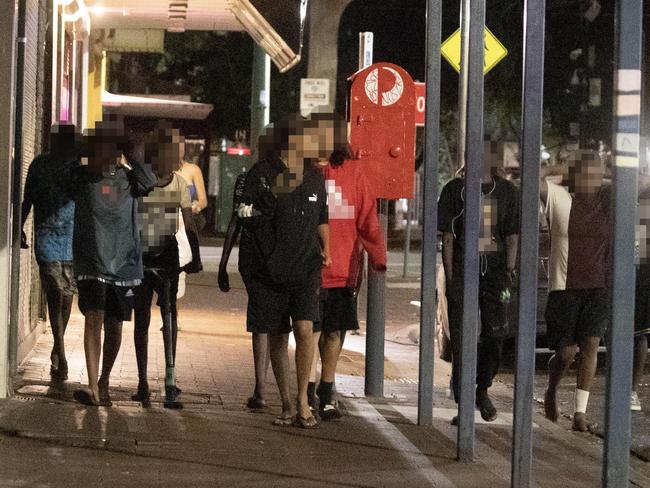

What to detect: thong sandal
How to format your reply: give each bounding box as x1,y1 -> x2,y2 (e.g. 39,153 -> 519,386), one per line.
292,413 -> 319,429
272,415 -> 293,426
247,397 -> 268,410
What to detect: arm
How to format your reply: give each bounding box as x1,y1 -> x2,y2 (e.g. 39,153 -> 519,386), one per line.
442,232 -> 454,282
539,164 -> 564,206
180,207 -> 202,273
505,234 -> 519,284
356,173 -> 387,270
191,164 -> 208,213
218,216 -> 241,292
20,166 -> 34,249
122,153 -> 156,197
318,223 -> 331,267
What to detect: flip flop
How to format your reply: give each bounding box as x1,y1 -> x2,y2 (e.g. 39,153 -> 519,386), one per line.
272,415 -> 293,426
292,414 -> 319,429
247,397 -> 268,409
73,389 -> 99,407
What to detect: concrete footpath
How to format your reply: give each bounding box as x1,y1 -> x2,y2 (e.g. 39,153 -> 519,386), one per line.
1,262 -> 650,487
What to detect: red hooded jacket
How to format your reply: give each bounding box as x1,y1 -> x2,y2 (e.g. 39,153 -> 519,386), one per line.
321,160 -> 387,289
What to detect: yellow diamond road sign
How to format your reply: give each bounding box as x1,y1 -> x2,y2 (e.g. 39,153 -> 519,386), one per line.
441,27 -> 508,75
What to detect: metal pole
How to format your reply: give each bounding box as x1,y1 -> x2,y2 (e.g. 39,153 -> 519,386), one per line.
402,199 -> 411,279
417,0 -> 442,427
366,199 -> 386,397
457,0 -> 470,172
250,44 -> 270,155
457,0 -> 485,463
603,0 -> 642,485
359,31 -> 386,397
511,0 -> 545,485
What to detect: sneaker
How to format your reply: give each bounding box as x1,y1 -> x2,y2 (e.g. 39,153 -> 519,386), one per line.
476,390 -> 497,422
631,391 -> 642,411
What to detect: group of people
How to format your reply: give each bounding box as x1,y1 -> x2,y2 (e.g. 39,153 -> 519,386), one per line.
22,111 -> 387,427
23,111 -> 647,429
440,142 -> 647,431
22,117 -> 205,407
218,112 -> 386,427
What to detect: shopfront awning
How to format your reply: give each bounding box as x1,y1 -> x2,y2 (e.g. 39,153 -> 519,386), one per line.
102,91 -> 213,120
84,0 -> 306,72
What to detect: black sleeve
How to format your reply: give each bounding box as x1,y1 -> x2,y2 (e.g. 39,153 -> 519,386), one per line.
503,182 -> 520,236
126,153 -> 157,197
438,180 -> 457,233
232,173 -> 247,216
239,164 -> 276,225
318,178 -> 328,225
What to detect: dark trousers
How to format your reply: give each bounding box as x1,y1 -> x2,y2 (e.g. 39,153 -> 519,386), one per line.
446,275 -> 505,402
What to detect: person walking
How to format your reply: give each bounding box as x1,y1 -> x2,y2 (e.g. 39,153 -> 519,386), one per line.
70,116 -> 157,406
132,122 -> 202,407
237,114 -> 332,428
20,124 -> 80,381
541,149 -> 611,431
438,140 -> 519,423
310,138 -> 387,420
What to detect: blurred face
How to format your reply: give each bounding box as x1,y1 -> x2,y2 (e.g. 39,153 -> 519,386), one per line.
482,140 -> 500,180
568,152 -> 604,196
147,127 -> 184,179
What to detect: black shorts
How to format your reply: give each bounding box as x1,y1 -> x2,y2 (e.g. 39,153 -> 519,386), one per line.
135,269 -> 179,310
77,279 -> 135,322
39,261 -> 76,296
244,273 -> 320,335
635,266 -> 650,336
545,289 -> 609,350
318,287 -> 359,333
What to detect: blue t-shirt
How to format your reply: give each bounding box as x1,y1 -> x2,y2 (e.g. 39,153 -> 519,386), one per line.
23,154 -> 76,264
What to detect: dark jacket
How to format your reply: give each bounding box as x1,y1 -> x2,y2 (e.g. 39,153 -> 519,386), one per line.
239,159 -> 328,285
70,155 -> 156,284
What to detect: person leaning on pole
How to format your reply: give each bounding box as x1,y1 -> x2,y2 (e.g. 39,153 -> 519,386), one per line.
20,124 -> 81,382
237,113 -> 331,429
541,149 -> 612,432
438,139 -> 520,424
68,116 -> 157,407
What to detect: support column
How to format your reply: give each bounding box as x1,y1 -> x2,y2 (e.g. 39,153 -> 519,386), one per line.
250,44 -> 270,155
603,0 -> 642,485
457,0 -> 485,463
0,0 -> 19,398
511,0 -> 545,485
417,0 -> 442,427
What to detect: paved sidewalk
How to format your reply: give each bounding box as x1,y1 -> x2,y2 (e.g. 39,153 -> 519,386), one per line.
1,270 -> 650,487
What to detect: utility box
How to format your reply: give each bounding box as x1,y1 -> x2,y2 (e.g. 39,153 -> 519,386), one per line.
216,153 -> 253,234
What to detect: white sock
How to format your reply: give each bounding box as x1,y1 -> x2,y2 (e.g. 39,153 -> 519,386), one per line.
574,388 -> 589,414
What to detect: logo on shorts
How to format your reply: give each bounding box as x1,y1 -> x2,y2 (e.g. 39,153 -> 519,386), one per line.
309,193 -> 318,202
125,289 -> 134,297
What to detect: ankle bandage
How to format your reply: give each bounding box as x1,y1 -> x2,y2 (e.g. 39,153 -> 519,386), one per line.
574,388 -> 589,414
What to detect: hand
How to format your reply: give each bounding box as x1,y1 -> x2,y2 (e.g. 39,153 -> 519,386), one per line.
237,203 -> 255,218
321,249 -> 331,268
117,154 -> 133,171
20,230 -> 28,249
218,267 -> 230,292
506,268 -> 517,287
183,260 -> 203,274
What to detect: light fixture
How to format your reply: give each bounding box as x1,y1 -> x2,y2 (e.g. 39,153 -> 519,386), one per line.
89,5 -> 105,16
230,0 -> 307,73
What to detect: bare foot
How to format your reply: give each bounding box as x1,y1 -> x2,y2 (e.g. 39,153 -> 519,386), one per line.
296,400 -> 312,421
97,376 -> 113,407
544,389 -> 559,422
572,412 -> 590,432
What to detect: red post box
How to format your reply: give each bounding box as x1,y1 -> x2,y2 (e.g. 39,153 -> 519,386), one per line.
348,62 -> 416,199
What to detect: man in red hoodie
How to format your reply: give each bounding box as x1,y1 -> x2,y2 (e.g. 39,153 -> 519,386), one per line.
313,140 -> 387,420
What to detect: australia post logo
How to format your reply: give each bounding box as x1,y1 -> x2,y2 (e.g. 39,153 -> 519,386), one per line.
364,66 -> 404,106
